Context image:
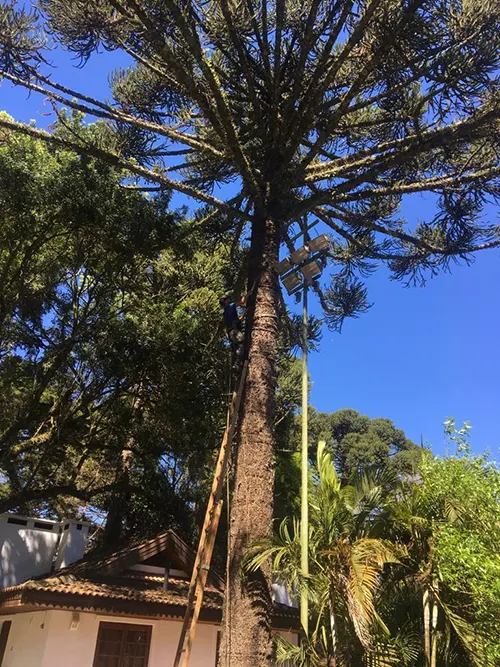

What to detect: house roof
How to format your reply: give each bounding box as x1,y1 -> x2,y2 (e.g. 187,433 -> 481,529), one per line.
45,529 -> 224,588
0,529 -> 299,629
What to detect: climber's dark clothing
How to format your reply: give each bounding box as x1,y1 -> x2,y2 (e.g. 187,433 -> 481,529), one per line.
221,300 -> 244,357
223,302 -> 241,331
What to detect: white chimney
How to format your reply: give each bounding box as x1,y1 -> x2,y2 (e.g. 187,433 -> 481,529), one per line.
53,519 -> 91,570
271,578 -> 299,608
0,514 -> 91,589
0,514 -> 60,589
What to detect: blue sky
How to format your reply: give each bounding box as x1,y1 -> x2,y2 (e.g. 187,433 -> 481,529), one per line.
1,47 -> 499,458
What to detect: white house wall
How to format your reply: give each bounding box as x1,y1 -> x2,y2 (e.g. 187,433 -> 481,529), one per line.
2,609 -> 297,666
2,610 -> 219,667
53,521 -> 91,570
41,610 -> 99,667
0,515 -> 91,589
45,610 -> 219,667
1,612 -> 50,667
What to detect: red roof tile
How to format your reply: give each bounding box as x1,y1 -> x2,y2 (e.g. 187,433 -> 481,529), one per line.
0,529 -> 299,628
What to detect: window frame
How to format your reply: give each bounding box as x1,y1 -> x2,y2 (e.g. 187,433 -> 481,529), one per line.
92,620 -> 152,667
215,630 -> 221,666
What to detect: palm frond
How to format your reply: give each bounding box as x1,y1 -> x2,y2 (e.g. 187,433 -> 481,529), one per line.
439,600 -> 486,667
275,632 -> 322,667
316,439 -> 341,493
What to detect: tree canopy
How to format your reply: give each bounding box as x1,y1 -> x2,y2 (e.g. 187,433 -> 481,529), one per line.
0,0 -> 499,322
275,407 -> 421,519
0,112 -> 306,549
0,114 -> 235,542
309,407 -> 421,477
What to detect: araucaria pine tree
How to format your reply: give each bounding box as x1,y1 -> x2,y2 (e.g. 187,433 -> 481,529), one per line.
1,1 -> 499,663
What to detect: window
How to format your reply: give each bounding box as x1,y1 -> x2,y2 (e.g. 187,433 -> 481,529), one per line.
0,621 -> 12,667
33,521 -> 54,530
6,518 -> 27,526
92,622 -> 152,667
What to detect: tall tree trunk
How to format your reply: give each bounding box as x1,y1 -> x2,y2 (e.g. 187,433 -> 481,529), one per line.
103,446 -> 133,546
423,586 -> 431,667
430,582 -> 439,667
219,214 -> 279,667
103,390 -> 141,546
330,594 -> 338,665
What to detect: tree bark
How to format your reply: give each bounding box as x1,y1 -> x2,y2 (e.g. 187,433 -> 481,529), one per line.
329,589 -> 338,666
219,214 -> 280,667
330,607 -> 338,666
430,582 -> 439,667
103,446 -> 133,546
423,586 -> 431,667
103,391 -> 141,546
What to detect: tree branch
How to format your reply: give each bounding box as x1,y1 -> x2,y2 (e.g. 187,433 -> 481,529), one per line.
304,104 -> 500,182
150,0 -> 262,197
1,69 -> 224,158
335,165 -> 500,203
285,0 -> 368,158
315,205 -> 438,253
300,0 -> 427,169
0,115 -> 251,218
0,483 -> 121,512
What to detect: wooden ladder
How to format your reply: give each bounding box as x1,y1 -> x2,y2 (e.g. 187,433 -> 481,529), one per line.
172,360 -> 248,667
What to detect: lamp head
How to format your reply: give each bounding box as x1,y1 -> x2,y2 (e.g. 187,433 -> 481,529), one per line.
308,234 -> 330,254
300,260 -> 322,282
281,271 -> 303,295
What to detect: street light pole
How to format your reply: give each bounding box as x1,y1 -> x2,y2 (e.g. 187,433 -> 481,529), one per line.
277,224 -> 331,637
300,269 -> 309,635
299,220 -> 311,636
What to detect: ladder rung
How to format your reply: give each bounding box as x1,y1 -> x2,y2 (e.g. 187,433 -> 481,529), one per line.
172,361 -> 248,667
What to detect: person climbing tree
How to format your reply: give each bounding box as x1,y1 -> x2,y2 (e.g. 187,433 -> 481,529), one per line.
220,293 -> 247,359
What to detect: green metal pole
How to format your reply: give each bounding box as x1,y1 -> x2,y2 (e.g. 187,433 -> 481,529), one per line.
300,278 -> 309,634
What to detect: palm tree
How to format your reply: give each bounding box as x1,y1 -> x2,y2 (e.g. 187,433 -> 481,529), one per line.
250,438 -> 496,667
386,467 -> 486,667
248,442 -> 397,666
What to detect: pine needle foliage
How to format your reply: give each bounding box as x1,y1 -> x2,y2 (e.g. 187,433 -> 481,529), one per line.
0,0 -> 499,326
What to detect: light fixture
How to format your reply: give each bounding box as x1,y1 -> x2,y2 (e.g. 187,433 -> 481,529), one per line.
300,260 -> 322,282
69,612 -> 80,630
308,234 -> 330,254
282,271 -> 303,295
290,246 -> 310,265
277,257 -> 293,276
